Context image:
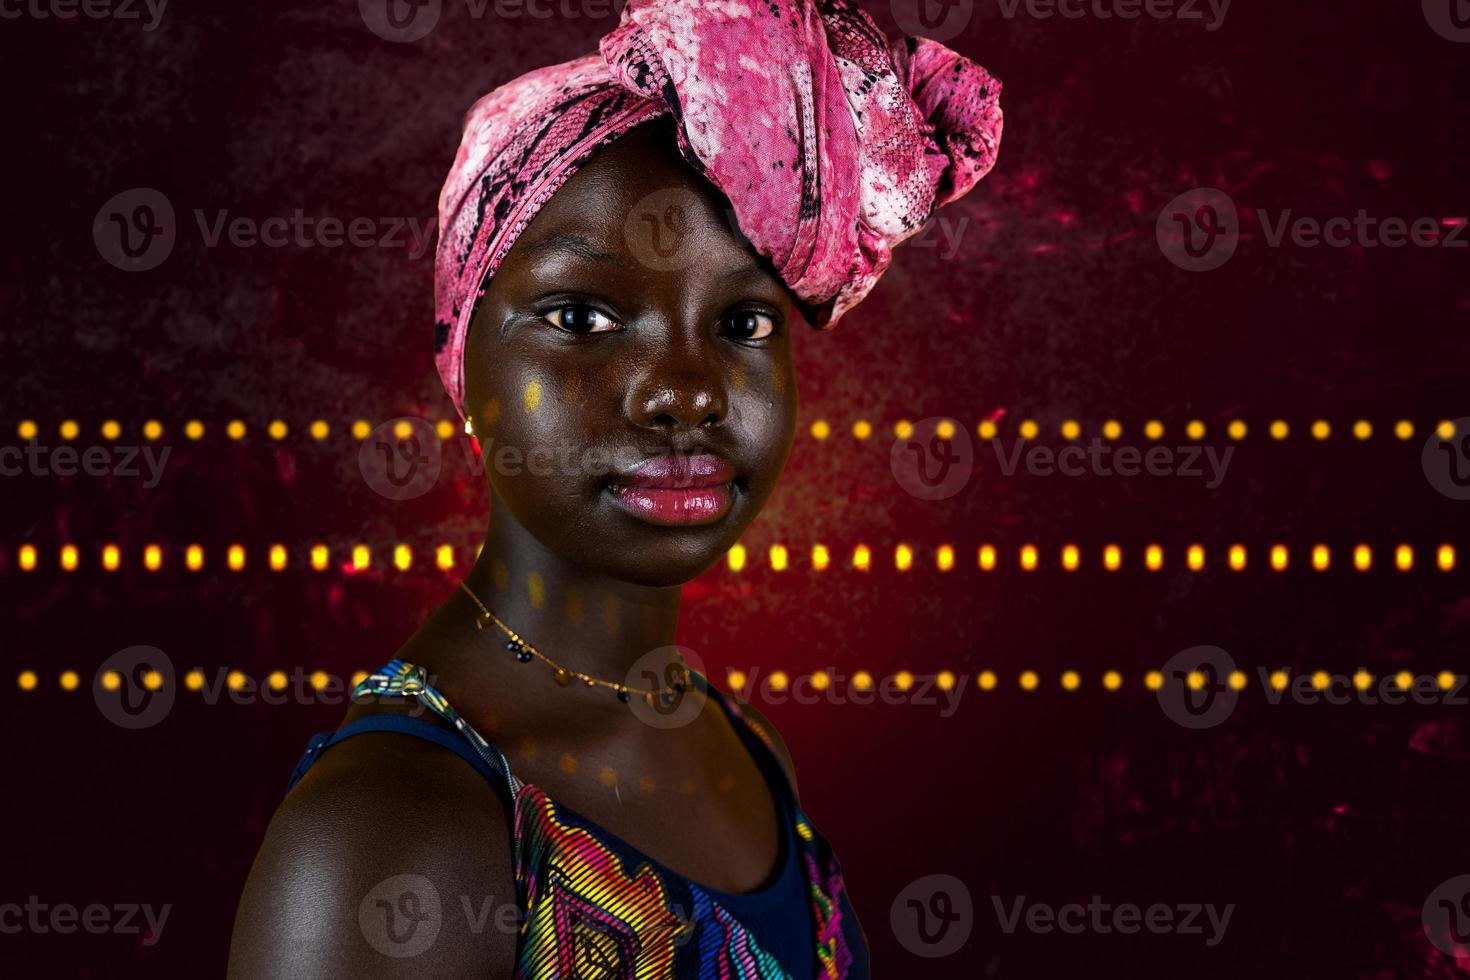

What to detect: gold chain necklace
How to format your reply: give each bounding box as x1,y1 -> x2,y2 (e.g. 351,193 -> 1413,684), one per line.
458,583 -> 691,705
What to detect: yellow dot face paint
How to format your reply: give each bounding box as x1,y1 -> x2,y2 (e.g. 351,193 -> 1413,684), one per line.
603,595 -> 620,635
565,588 -> 584,625
492,559 -> 510,591
527,571 -> 545,609
523,380 -> 543,413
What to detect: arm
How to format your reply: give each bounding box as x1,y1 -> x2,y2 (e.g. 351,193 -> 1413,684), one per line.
228,733 -> 519,979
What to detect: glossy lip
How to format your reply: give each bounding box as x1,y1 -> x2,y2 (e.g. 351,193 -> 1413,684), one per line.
607,453 -> 737,527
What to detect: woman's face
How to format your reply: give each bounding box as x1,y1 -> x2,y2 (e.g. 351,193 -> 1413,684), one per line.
462,122 -> 800,588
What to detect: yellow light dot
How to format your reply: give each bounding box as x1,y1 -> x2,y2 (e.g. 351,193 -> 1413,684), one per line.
310,420 -> 330,440
1186,671 -> 1205,691
227,420 -> 246,440
1019,671 -> 1038,691
18,420 -> 38,439
1438,671 -> 1457,691
18,545 -> 36,572
1098,420 -> 1121,441
185,544 -> 204,571
1352,671 -> 1372,691
142,670 -> 164,691
393,419 -> 413,441
894,419 -> 914,439
185,671 -> 204,691
59,670 -> 79,691
978,670 -> 997,690
1187,544 -> 1205,571
101,671 -> 121,691
978,544 -> 997,571
1185,420 -> 1205,440
59,419 -> 78,440
184,420 -> 204,440
523,380 -> 543,413
599,767 -> 617,788
1311,671 -> 1331,690
18,671 -> 37,691
1103,671 -> 1122,690
351,671 -> 369,688
812,671 -> 831,691
1061,670 -> 1080,690
1353,544 -> 1372,571
1438,544 -> 1455,572
1438,420 -> 1457,440
1394,671 -> 1414,689
1228,671 -> 1248,690
1145,671 -> 1164,691
894,671 -> 915,692
978,420 -> 998,439
60,545 -> 78,572
268,420 -> 288,440
852,419 -> 872,440
1269,420 -> 1289,440
352,545 -> 371,571
143,420 -> 163,440
728,670 -> 748,690
1061,544 -> 1080,571
1227,420 -> 1247,440
1395,545 -> 1413,571
267,671 -> 288,691
852,544 -> 871,571
101,420 -> 120,440
936,544 -> 955,571
936,671 -> 957,692
727,543 -> 747,572
268,544 -> 287,571
102,545 -> 120,571
1228,544 -> 1247,571
1270,544 -> 1288,571
1019,545 -> 1038,571
1311,420 -> 1330,441
1269,671 -> 1289,691
811,544 -> 830,571
1312,545 -> 1330,571
1060,420 -> 1080,440
310,544 -> 330,570
1395,420 -> 1414,440
1103,544 -> 1122,571
852,671 -> 873,691
894,543 -> 913,571
1353,420 -> 1372,440
769,671 -> 789,692
436,544 -> 455,570
227,670 -> 248,691
352,419 -> 372,440
936,419 -> 956,440
1144,420 -> 1163,441
1145,544 -> 1164,571
436,419 -> 455,440
394,544 -> 412,571
228,545 -> 246,571
1018,419 -> 1038,440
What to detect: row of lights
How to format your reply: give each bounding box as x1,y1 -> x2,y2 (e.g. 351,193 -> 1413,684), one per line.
17,668 -> 1464,694
9,542 -> 1459,574
11,418 -> 1461,443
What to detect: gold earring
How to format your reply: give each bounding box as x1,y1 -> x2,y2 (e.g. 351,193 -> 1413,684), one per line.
464,417 -> 475,436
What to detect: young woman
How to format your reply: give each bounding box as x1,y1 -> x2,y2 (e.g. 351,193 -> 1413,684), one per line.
229,1 -> 999,976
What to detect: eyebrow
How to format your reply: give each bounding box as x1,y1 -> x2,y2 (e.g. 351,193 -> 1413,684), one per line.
522,232 -> 621,264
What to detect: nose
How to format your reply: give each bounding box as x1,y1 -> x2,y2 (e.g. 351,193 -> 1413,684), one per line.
623,349 -> 728,433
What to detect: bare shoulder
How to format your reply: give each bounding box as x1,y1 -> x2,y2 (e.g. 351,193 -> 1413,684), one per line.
717,687 -> 800,797
228,726 -> 519,979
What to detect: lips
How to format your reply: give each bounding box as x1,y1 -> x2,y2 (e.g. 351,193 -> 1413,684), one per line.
607,453 -> 737,526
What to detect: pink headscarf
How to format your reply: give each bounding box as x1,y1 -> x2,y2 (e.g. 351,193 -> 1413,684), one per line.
434,0 -> 1003,418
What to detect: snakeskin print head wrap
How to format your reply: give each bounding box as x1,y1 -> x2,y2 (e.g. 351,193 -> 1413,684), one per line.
434,0 -> 1003,418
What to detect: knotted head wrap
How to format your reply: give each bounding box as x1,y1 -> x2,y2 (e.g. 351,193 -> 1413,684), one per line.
434,0 -> 1003,418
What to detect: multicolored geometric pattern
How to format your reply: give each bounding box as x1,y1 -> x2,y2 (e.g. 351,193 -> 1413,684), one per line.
353,659 -> 868,978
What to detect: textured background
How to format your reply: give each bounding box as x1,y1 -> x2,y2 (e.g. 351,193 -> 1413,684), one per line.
5,0 -> 1470,976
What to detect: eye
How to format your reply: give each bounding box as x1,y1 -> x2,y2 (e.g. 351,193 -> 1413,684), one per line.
721,309 -> 778,341
542,305 -> 622,334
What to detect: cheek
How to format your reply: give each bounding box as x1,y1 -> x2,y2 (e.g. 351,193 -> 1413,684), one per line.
477,363 -> 607,507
